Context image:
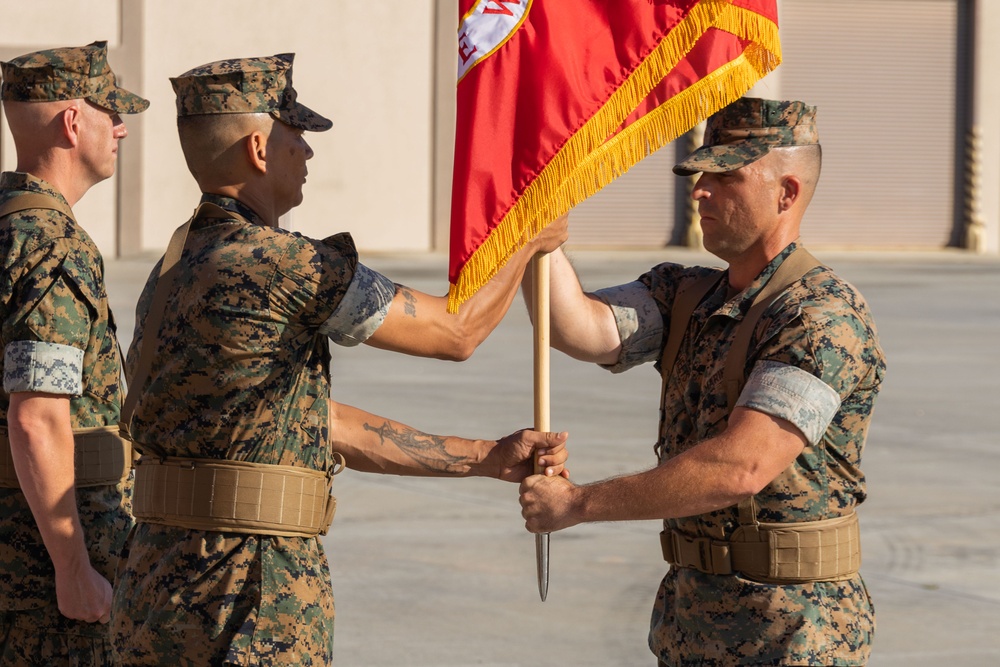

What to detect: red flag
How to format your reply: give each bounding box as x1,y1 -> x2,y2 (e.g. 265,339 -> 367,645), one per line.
448,0 -> 781,311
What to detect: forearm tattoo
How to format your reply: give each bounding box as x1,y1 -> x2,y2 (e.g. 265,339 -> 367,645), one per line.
395,284 -> 418,317
363,420 -> 467,473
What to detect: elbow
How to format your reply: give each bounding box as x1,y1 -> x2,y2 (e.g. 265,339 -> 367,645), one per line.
7,394 -> 42,434
440,338 -> 475,362
6,411 -> 34,437
6,393 -> 66,443
418,333 -> 475,362
730,465 -> 772,499
436,320 -> 479,361
449,347 -> 474,362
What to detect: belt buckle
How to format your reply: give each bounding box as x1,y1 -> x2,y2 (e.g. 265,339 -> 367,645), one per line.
672,531 -> 730,575
696,539 -> 712,573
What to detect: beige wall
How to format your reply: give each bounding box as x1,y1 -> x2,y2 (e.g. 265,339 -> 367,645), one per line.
4,0 -> 1000,256
2,0 -> 439,255
0,0 -> 121,257
974,0 -> 1000,254
140,0 -> 437,252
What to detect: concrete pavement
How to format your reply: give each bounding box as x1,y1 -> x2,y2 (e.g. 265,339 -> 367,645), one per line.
106,247 -> 1000,666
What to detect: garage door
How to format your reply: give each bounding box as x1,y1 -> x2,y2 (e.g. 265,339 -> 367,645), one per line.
567,0 -> 960,249
568,137 -> 684,247
779,0 -> 958,248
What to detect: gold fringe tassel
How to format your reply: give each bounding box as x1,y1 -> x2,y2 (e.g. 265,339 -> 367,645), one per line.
448,0 -> 782,312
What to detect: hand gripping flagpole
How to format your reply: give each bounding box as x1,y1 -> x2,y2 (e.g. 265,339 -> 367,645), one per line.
531,252 -> 551,602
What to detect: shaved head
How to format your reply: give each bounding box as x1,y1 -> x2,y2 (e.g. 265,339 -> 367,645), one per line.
176,112 -> 274,186
3,98 -> 124,201
770,144 -> 822,209
3,98 -> 77,155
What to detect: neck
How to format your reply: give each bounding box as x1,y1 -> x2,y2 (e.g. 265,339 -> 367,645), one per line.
206,183 -> 279,227
726,230 -> 800,292
16,154 -> 91,207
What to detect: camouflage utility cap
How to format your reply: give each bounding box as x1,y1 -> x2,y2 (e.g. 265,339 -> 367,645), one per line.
170,53 -> 331,132
0,40 -> 149,113
674,98 -> 818,176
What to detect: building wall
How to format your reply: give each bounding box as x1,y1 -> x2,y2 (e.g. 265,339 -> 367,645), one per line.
0,0 -> 121,256
140,1 -> 436,252
777,0 -> 958,249
510,0 -> 995,253
3,0 -> 1000,257
1,0 -> 438,257
972,0 -> 1000,253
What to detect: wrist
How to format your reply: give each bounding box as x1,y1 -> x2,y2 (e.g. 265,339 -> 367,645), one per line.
567,484 -> 588,526
41,518 -> 90,572
49,542 -> 91,575
485,438 -> 502,479
463,438 -> 494,478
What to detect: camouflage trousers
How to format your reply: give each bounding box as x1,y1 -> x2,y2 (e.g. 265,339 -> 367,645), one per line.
649,569 -> 875,666
0,606 -> 119,667
112,524 -> 336,665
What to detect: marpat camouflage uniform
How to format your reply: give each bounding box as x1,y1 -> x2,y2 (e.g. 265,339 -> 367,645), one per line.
110,56 -> 365,664
0,173 -> 131,665
598,242 -> 885,666
0,40 -> 146,666
589,98 -> 886,665
111,194 -> 395,665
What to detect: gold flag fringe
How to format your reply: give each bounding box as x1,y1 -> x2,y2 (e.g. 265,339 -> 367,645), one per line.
448,0 -> 782,312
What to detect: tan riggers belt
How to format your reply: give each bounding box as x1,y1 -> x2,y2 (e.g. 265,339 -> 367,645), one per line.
119,202 -> 343,539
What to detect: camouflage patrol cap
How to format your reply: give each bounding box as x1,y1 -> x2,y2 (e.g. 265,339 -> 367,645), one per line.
170,53 -> 331,132
0,41 -> 149,113
673,98 -> 818,176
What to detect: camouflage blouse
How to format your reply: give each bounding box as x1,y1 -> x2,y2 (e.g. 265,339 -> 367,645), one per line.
0,171 -> 129,615
113,194 -> 394,665
598,242 -> 886,666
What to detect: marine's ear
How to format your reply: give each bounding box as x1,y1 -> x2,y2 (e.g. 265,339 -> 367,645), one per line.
245,129 -> 268,175
60,103 -> 83,148
778,174 -> 803,213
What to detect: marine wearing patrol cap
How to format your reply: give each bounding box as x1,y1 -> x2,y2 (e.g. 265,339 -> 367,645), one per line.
170,53 -> 332,132
0,40 -> 149,113
674,97 -> 818,176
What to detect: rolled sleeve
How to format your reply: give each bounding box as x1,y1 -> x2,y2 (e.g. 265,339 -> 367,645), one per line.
593,281 -> 664,374
3,340 -> 84,395
319,263 -> 396,346
736,360 -> 841,446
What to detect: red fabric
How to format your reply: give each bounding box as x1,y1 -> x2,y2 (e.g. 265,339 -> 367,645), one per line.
449,0 -> 778,291
618,29 -> 751,134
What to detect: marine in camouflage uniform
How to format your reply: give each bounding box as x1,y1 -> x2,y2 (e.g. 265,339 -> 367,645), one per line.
519,98 -> 885,665
0,42 -> 148,664
113,190 -> 363,665
112,54 -> 568,665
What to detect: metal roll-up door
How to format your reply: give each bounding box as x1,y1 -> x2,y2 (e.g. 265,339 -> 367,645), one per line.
568,138 -> 682,247
779,0 -> 958,248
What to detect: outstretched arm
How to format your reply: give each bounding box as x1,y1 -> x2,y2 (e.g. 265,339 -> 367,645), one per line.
7,392 -> 113,623
329,399 -> 568,481
364,215 -> 569,361
519,407 -> 805,532
521,247 -> 622,365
